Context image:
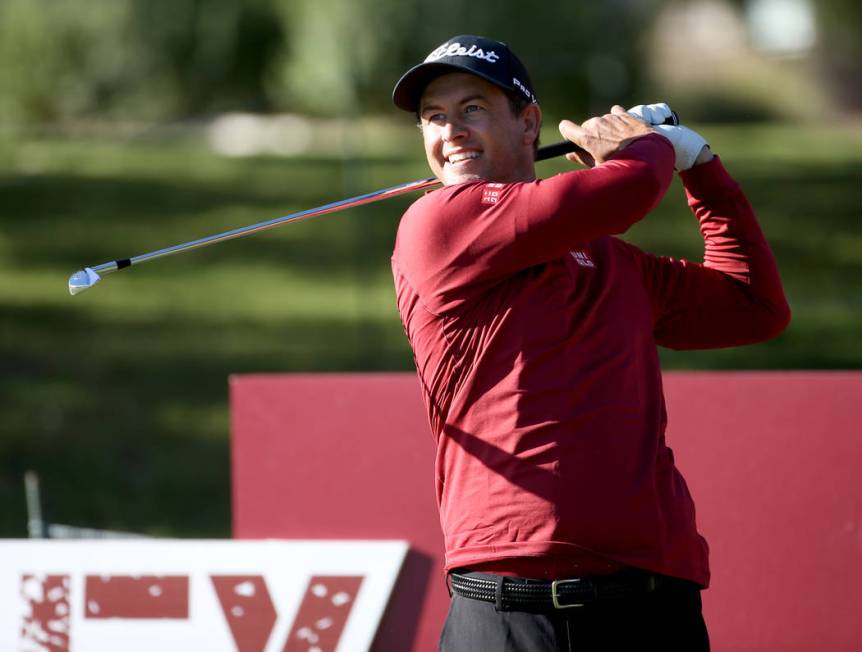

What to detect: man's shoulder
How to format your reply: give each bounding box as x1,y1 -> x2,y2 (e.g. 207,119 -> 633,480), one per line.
399,181 -> 484,235
604,235 -> 654,262
394,180 -> 523,265
402,178 -> 538,220
405,181 -> 482,211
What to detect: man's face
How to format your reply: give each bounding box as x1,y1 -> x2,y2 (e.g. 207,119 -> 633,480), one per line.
418,73 -> 540,186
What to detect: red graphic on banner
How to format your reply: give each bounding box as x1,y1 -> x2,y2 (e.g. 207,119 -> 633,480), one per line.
210,575 -> 277,652
20,574 -> 70,652
84,575 -> 189,619
282,576 -> 363,652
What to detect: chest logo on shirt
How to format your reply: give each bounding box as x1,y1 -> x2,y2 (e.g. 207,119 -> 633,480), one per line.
481,183 -> 504,205
570,250 -> 596,268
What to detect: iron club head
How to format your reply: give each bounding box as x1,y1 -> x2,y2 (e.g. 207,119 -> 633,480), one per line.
68,267 -> 101,295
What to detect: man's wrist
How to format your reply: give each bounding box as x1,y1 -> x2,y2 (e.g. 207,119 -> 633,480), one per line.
692,145 -> 714,167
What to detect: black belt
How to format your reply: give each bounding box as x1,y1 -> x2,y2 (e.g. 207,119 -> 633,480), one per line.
450,570 -> 676,611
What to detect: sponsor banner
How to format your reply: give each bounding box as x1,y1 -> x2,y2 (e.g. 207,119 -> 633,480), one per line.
1,539 -> 407,652
232,372 -> 862,651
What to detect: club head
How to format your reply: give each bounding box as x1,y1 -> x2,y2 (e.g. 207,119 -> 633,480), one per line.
68,267 -> 101,296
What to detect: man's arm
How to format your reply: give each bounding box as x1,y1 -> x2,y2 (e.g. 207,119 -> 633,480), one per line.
627,154 -> 791,349
394,132 -> 674,314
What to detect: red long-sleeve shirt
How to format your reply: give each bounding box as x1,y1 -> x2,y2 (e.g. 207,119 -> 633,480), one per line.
391,134 -> 790,587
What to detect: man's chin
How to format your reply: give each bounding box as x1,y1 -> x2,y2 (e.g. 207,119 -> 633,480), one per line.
442,170 -> 485,186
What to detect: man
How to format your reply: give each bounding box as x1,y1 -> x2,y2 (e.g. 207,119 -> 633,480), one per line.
390,35 -> 789,651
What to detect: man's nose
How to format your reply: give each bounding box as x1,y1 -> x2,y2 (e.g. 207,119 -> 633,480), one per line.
441,117 -> 468,142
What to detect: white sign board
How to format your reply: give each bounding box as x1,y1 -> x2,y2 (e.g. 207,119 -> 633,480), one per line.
0,539 -> 407,652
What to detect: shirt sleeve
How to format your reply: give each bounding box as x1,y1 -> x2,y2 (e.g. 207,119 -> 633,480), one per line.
622,156 -> 791,349
394,133 -> 675,314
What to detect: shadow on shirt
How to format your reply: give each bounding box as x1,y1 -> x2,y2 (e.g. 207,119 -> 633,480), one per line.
445,424 -> 559,503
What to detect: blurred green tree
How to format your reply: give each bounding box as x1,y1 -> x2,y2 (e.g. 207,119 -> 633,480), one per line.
717,0 -> 861,113
129,0 -> 284,115
268,0 -> 413,114
0,0 -> 137,121
811,0 -> 862,110
2,0 -> 858,123
0,0 -> 657,123
265,0 -> 661,119
0,0 -> 284,122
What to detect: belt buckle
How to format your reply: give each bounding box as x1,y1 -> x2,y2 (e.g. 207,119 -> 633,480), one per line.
550,578 -> 591,609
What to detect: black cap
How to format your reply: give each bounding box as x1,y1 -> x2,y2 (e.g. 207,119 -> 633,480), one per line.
392,35 -> 537,113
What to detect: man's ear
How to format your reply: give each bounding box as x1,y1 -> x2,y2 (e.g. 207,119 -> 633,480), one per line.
521,104 -> 542,147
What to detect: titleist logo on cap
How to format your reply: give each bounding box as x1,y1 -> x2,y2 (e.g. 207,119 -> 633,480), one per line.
425,42 -> 500,64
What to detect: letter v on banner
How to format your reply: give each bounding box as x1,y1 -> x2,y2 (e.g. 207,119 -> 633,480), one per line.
282,576 -> 364,652
210,575 -> 363,652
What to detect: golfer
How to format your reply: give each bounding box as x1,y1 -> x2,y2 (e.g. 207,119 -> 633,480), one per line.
391,35 -> 789,651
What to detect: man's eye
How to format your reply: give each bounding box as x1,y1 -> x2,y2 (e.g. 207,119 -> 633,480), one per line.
426,113 -> 445,123
464,105 -> 481,114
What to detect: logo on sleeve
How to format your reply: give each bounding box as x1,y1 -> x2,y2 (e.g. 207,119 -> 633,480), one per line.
482,183 -> 504,205
570,250 -> 596,268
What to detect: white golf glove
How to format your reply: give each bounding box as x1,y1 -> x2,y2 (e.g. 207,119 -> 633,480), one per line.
627,103 -> 707,171
627,103 -> 677,127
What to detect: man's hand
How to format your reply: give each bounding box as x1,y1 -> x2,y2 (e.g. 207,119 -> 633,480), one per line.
627,103 -> 712,171
558,106 -> 654,167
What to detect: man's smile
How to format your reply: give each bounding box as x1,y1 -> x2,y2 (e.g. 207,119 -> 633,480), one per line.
445,150 -> 482,166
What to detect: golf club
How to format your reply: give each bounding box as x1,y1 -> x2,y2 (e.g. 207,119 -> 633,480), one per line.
68,110 -> 678,296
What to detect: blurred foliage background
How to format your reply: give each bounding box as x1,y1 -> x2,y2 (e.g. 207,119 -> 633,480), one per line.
1,0 -> 860,538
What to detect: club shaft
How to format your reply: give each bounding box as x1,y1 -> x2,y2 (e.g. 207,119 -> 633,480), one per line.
79,139 -> 585,279
85,175 -> 444,277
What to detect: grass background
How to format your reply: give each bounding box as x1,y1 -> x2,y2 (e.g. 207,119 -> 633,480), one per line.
1,121 -> 860,538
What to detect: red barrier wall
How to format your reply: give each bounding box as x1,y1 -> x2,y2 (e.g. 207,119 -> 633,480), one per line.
231,372 -> 862,651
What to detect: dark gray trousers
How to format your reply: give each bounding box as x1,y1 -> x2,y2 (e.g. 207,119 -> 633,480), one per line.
439,576 -> 709,651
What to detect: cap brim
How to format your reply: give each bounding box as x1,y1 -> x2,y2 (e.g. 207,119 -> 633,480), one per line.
392,61 -> 516,113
